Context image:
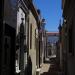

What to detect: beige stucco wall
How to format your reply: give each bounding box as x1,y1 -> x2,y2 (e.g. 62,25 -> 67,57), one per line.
29,10 -> 39,75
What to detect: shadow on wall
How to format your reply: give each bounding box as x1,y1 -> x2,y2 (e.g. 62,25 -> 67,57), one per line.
25,55 -> 32,75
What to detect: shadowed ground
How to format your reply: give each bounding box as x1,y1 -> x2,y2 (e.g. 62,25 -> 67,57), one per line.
40,57 -> 62,75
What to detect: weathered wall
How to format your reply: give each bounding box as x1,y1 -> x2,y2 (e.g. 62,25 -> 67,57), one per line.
29,11 -> 38,75
62,0 -> 75,75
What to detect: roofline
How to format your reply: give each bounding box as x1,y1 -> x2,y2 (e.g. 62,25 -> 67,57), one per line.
46,32 -> 59,34
24,0 -> 40,25
46,32 -> 59,36
28,0 -> 40,24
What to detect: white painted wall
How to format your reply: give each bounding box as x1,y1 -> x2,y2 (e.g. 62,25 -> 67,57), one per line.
16,7 -> 26,74
17,8 -> 25,35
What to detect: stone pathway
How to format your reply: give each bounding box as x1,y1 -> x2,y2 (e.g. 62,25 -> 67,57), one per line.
40,63 -> 50,74
40,58 -> 62,75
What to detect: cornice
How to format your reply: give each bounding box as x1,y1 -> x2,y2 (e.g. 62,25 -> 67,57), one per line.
18,0 -> 40,26
27,0 -> 40,24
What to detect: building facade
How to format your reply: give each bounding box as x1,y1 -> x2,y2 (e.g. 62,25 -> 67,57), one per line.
1,0 -> 17,75
28,7 -> 39,75
15,0 -> 29,75
39,19 -> 46,67
1,1 -> 45,75
16,0 -> 41,75
62,0 -> 75,75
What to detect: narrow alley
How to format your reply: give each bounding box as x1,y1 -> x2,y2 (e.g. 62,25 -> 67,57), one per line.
1,0 -> 75,75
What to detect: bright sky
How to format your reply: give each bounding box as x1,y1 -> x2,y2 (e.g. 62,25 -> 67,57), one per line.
33,0 -> 62,32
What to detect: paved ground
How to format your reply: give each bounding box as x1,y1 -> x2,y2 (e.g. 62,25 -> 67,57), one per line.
48,55 -> 56,59
40,58 -> 62,75
40,63 -> 50,74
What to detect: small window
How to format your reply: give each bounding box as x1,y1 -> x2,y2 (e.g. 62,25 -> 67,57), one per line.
30,24 -> 32,49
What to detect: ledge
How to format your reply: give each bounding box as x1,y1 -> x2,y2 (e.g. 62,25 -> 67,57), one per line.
36,68 -> 41,72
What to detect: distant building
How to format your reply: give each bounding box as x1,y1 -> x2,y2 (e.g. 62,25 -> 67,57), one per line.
46,32 -> 59,58
39,19 -> 46,67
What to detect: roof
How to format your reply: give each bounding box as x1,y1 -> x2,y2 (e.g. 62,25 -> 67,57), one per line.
25,0 -> 40,25
46,32 -> 59,36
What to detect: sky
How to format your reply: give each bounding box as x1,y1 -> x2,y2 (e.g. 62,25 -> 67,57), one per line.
33,0 -> 62,32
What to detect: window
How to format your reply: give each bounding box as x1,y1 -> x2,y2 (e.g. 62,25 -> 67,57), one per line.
30,24 -> 32,49
69,23 -> 74,56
